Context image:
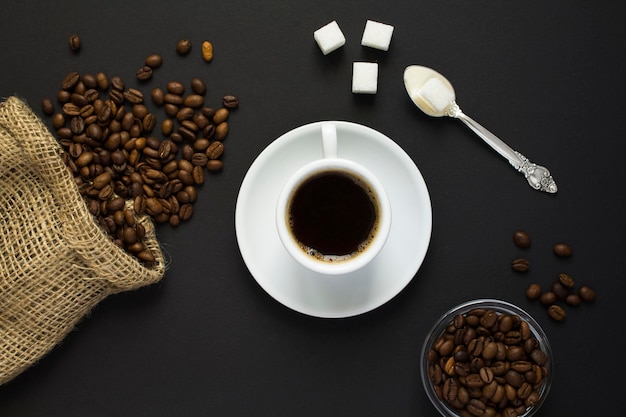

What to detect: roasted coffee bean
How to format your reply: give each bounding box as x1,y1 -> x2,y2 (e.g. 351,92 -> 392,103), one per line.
110,76 -> 125,91
95,72 -> 109,90
123,88 -> 144,104
222,95 -> 239,109
525,283 -> 541,301
479,367 -> 494,384
553,242 -> 572,257
62,71 -> 81,90
513,230 -> 531,248
164,103 -> 179,117
192,166 -> 205,185
145,53 -> 163,68
151,87 -> 165,105
539,291 -> 556,306
179,203 -> 193,220
41,98 -> 54,115
443,378 -> 458,402
191,152 -> 209,167
206,141 -> 224,159
184,94 -> 204,108
212,107 -> 229,124
565,294 -> 581,307
190,77 -> 206,95
176,106 -> 194,121
201,40 -> 214,62
167,81 -> 185,95
558,273 -> 575,288
579,285 -> 596,302
551,281 -> 569,300
136,66 -> 153,81
206,159 -> 223,172
215,121 -> 229,140
466,399 -> 486,416
143,113 -> 157,132
176,39 -> 192,55
547,304 -> 566,321
511,258 -> 530,272
69,34 -> 81,52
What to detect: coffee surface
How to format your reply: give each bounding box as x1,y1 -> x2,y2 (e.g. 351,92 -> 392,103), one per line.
288,170 -> 377,259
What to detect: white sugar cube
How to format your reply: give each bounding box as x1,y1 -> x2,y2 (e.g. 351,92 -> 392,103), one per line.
361,20 -> 394,51
352,62 -> 378,94
314,21 -> 346,55
418,78 -> 454,112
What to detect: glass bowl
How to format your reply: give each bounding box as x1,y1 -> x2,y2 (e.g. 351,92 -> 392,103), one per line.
420,299 -> 553,417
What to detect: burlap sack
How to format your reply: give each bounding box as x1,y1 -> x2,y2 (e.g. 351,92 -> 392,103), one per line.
0,97 -> 166,385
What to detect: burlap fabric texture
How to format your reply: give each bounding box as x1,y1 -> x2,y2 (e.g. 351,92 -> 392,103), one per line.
0,97 -> 166,385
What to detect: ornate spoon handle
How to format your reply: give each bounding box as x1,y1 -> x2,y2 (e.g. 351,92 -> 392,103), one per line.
448,102 -> 558,194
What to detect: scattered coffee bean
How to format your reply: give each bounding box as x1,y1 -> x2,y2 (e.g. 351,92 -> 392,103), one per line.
222,95 -> 239,109
513,230 -> 531,248
176,39 -> 192,55
136,66 -> 153,81
427,309 -> 549,416
145,54 -> 163,68
525,283 -> 542,301
551,281 -> 568,301
512,258 -> 530,272
201,40 -> 214,62
45,68 -> 237,263
579,285 -> 596,302
539,292 -> 556,306
190,78 -> 206,95
558,273 -> 575,288
62,71 -> 81,90
41,98 -> 54,116
553,242 -> 573,257
69,34 -> 81,52
565,294 -> 581,307
547,305 -> 566,321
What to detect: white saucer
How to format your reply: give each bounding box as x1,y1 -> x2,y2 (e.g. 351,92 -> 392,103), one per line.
235,121 -> 432,318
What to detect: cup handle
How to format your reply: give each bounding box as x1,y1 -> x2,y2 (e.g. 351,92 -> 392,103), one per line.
321,123 -> 337,159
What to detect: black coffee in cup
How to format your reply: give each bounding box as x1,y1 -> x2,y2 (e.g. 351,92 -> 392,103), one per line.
287,170 -> 380,262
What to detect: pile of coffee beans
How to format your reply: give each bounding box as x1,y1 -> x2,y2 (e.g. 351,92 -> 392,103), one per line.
511,230 -> 596,321
40,42 -> 238,264
427,308 -> 549,417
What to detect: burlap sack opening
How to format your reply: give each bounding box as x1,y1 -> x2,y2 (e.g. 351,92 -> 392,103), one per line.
0,97 -> 166,385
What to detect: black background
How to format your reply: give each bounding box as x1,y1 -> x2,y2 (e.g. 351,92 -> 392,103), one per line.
1,1 -> 625,416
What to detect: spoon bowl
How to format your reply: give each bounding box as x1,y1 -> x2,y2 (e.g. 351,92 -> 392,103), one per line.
403,65 -> 455,117
403,65 -> 557,194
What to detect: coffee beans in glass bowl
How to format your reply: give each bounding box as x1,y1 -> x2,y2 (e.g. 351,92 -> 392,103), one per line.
421,299 -> 552,417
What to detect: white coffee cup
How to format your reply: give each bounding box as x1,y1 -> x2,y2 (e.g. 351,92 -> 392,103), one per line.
276,123 -> 391,275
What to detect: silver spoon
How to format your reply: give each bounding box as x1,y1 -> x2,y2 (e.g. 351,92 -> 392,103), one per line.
403,65 -> 557,194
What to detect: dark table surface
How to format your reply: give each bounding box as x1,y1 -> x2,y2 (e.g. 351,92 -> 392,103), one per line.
1,1 -> 625,416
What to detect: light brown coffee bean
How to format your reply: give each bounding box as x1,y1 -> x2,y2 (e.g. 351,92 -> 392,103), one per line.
201,40 -> 214,62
